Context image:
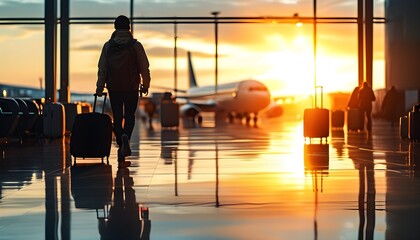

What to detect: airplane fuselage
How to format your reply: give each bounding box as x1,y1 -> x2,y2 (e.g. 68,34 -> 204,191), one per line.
186,79 -> 271,115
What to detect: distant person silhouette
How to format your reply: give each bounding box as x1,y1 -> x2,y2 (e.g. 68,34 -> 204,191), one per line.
96,15 -> 151,163
358,82 -> 376,131
99,167 -> 151,240
381,86 -> 398,126
347,86 -> 360,110
144,99 -> 156,130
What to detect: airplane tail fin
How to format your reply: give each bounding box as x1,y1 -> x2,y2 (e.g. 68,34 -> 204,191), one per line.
188,51 -> 198,88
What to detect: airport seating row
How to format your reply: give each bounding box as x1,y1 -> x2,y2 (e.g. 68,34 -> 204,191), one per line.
0,97 -> 41,142
0,97 -> 93,143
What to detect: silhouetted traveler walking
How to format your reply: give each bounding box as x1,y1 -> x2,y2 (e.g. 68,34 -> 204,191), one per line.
96,15 -> 151,163
347,86 -> 360,110
381,86 -> 398,126
358,82 -> 376,131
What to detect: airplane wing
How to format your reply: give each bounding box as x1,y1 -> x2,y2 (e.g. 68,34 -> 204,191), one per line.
175,96 -> 216,112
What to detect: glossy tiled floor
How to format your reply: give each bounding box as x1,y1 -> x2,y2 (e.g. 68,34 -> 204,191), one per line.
1,114 -> 419,240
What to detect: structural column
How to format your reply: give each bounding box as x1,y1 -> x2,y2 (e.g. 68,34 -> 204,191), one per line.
357,0 -> 364,87
365,0 -> 374,88
59,0 -> 70,103
45,0 -> 58,102
211,11 -> 220,96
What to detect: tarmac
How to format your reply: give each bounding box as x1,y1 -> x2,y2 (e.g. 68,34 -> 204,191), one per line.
1,113 -> 420,240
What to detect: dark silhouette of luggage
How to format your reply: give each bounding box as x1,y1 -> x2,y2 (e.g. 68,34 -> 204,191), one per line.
409,104 -> 420,141
160,92 -> 179,128
331,110 -> 345,129
400,116 -> 408,139
303,86 -> 329,142
70,93 -> 112,164
347,108 -> 363,132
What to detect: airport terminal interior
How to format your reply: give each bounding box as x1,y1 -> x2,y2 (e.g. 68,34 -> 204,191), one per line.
2,0 -> 420,239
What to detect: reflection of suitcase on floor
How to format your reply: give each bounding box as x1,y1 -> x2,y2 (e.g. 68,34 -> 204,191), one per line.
304,144 -> 329,171
347,108 -> 363,132
160,99 -> 179,128
303,86 -> 329,142
71,164 -> 113,209
70,94 -> 112,164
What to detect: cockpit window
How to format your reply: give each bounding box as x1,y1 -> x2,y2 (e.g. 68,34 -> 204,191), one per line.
248,86 -> 268,92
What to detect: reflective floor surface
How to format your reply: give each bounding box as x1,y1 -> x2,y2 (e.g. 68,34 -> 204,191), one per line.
1,115 -> 419,240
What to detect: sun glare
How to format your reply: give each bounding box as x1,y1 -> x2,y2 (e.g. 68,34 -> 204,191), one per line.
257,33 -> 315,96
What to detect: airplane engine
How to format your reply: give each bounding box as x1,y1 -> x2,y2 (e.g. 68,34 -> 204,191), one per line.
180,103 -> 201,119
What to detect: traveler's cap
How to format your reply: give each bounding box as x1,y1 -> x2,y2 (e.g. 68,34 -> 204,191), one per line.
114,15 -> 130,30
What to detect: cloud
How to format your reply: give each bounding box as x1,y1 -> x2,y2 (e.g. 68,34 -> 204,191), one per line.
72,44 -> 104,51
0,0 -> 43,17
0,25 -> 43,43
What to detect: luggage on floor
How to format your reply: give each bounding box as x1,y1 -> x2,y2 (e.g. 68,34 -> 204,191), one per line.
303,86 -> 329,142
70,93 -> 112,164
409,106 -> 420,141
347,108 -> 363,132
63,102 -> 82,134
160,93 -> 179,128
400,115 -> 408,139
43,101 -> 66,138
331,110 -> 345,128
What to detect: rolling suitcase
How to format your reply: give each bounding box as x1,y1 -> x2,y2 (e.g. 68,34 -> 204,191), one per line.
160,96 -> 179,128
347,108 -> 363,132
409,104 -> 420,141
331,110 -> 345,128
63,102 -> 82,134
43,101 -> 66,138
70,93 -> 112,164
400,115 -> 408,139
303,86 -> 329,142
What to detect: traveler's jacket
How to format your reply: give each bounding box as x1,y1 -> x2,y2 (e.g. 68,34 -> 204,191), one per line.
358,86 -> 376,111
97,30 -> 151,91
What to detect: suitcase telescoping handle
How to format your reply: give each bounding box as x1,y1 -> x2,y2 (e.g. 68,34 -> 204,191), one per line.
314,86 -> 323,109
93,92 -> 107,114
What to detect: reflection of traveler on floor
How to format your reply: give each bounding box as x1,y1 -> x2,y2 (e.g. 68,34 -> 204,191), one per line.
96,15 -> 151,162
144,100 -> 156,130
99,167 -> 151,240
347,86 -> 360,110
381,86 -> 398,126
358,82 -> 376,131
347,135 -> 375,240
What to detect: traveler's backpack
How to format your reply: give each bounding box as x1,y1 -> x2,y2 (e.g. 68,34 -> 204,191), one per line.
106,39 -> 139,91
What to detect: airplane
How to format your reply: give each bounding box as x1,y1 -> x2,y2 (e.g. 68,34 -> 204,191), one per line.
1,51 -> 272,125
176,52 -> 272,124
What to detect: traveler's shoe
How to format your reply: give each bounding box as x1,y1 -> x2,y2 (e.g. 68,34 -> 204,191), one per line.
121,134 -> 132,157
118,160 -> 131,168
